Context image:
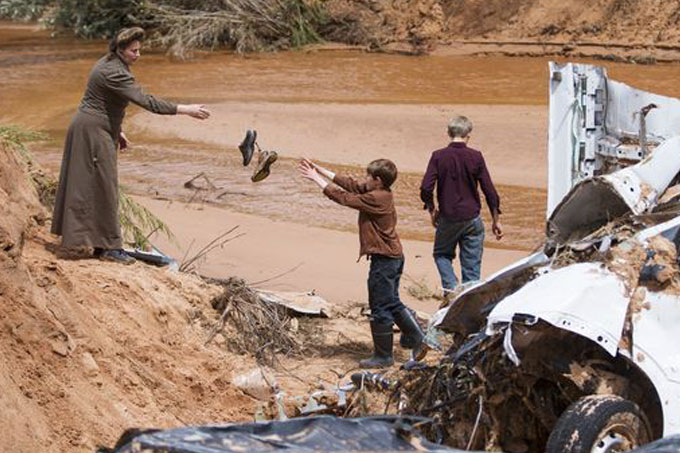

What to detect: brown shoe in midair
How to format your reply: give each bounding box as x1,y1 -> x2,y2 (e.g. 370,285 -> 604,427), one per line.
251,150 -> 278,183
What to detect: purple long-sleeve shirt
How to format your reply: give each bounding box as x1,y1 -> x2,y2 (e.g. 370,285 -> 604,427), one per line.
420,142 -> 501,221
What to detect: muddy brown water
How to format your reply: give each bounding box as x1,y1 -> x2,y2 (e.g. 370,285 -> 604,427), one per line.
4,22 -> 680,250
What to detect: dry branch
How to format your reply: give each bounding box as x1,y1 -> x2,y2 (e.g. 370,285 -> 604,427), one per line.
179,226 -> 244,272
209,277 -> 302,366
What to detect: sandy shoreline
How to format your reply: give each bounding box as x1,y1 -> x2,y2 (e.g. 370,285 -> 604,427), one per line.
137,197 -> 528,315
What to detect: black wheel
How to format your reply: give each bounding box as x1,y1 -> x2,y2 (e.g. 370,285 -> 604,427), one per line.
546,395 -> 652,453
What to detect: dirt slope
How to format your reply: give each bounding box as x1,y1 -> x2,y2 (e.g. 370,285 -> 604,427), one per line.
0,143 -> 258,452
328,0 -> 680,57
0,138 -> 391,452
447,0 -> 680,44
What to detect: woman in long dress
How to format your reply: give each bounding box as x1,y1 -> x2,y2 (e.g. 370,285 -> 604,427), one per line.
51,27 -> 210,264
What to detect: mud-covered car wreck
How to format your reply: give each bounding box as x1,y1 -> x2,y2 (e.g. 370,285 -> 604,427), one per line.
389,62 -> 680,453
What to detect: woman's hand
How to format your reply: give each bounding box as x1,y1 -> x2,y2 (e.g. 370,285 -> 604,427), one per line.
119,131 -> 132,151
178,104 -> 211,120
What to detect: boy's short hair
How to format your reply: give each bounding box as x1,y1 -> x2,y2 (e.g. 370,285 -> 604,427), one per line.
367,159 -> 398,189
447,115 -> 473,138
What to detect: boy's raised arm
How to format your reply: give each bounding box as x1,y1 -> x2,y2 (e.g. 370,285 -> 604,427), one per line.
298,159 -> 386,214
323,185 -> 388,215
299,160 -> 329,189
304,158 -> 367,193
332,175 -> 368,194
303,158 -> 335,180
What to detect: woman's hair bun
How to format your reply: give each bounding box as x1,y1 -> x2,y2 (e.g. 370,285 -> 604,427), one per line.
108,27 -> 145,53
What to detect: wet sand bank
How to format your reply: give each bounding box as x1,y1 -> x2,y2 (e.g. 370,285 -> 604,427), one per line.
137,197 -> 528,313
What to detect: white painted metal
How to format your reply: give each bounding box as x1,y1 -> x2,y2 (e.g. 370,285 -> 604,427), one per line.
606,80 -> 680,141
435,251 -> 549,331
548,62 -> 577,216
486,263 -> 628,356
483,217 -> 680,436
630,291 -> 680,434
446,61 -> 680,438
547,62 -> 680,218
602,136 -> 680,215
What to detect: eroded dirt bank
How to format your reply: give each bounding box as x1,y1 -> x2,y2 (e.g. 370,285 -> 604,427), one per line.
0,139 -> 404,452
0,140 -> 260,451
331,0 -> 680,62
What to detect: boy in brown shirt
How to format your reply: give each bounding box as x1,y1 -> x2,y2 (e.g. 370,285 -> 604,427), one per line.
299,158 -> 425,368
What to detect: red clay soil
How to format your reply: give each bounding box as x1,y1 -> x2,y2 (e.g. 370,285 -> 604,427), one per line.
328,0 -> 680,60
0,143 -> 258,451
0,140 -> 388,452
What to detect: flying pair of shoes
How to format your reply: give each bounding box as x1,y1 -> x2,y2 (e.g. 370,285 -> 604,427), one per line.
239,130 -> 278,183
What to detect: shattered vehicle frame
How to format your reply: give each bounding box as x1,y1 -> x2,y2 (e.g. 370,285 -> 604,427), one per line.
398,62 -> 680,452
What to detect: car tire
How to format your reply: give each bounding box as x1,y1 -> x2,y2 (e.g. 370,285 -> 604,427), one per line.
546,394 -> 652,453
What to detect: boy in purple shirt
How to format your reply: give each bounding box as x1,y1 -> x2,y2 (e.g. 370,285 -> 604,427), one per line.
420,115 -> 503,292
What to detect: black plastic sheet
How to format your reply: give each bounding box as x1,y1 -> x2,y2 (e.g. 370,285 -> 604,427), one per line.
101,415 -> 461,452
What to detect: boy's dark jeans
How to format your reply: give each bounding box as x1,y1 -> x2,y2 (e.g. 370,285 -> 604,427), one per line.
368,254 -> 407,325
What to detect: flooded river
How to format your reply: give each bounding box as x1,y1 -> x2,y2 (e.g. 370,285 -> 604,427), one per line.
4,22 -> 680,250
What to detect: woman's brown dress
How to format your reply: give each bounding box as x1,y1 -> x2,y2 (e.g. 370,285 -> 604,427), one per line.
51,54 -> 177,249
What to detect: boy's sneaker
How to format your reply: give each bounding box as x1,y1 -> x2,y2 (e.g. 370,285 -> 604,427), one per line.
251,150 -> 278,182
99,249 -> 136,265
239,130 -> 256,166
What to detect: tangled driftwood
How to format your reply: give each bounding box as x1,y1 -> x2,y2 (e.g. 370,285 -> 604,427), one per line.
208,277 -> 302,366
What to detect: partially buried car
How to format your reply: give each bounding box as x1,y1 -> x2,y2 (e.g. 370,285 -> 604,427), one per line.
401,62 -> 680,453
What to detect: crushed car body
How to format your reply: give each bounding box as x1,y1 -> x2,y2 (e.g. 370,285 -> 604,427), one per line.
420,62 -> 680,452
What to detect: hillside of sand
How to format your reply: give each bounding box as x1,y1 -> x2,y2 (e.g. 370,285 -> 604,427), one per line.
0,137 -> 390,452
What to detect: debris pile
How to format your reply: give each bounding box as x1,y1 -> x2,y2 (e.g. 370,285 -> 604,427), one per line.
395,333 -> 567,451
349,137 -> 680,450
208,277 -> 326,365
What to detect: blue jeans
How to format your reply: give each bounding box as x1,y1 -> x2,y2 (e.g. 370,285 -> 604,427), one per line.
433,215 -> 485,290
367,255 -> 408,325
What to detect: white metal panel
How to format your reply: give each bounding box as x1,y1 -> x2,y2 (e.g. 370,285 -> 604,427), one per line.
636,215 -> 680,242
486,263 -> 628,355
606,80 -> 680,140
602,136 -> 680,214
548,62 -> 577,216
434,252 -> 548,330
631,291 -> 680,434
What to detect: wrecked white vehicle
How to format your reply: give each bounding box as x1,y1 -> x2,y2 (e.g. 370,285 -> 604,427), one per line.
399,63 -> 680,452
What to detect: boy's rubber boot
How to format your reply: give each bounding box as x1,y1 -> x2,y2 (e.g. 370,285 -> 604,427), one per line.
394,308 -> 424,349
393,307 -> 427,361
359,322 -> 394,369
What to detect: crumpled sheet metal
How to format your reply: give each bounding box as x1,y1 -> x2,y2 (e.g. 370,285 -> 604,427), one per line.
547,134 -> 680,245
257,290 -> 333,318
104,415 -> 461,452
436,251 -> 548,335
